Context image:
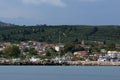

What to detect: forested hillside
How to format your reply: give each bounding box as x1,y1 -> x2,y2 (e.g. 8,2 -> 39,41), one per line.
0,25 -> 120,44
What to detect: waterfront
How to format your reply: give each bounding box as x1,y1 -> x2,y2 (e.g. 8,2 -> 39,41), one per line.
0,66 -> 120,80
1,61 -> 120,66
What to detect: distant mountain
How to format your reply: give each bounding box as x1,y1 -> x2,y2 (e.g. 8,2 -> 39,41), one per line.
0,21 -> 15,27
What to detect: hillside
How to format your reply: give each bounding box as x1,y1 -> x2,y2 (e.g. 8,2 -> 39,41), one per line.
0,21 -> 15,27
0,24 -> 120,44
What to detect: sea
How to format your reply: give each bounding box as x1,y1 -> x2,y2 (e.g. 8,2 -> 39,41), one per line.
0,66 -> 120,80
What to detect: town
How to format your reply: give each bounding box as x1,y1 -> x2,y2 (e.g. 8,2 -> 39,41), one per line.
0,40 -> 120,66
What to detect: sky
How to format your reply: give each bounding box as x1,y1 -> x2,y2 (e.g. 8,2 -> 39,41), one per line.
0,0 -> 120,25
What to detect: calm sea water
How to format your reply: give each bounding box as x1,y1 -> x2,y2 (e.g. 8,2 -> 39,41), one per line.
0,66 -> 120,80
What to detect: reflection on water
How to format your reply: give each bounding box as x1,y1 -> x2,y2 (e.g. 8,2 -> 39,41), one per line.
0,66 -> 120,80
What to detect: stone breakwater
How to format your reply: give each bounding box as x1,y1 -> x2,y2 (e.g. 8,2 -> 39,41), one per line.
67,61 -> 120,66
0,61 -> 120,66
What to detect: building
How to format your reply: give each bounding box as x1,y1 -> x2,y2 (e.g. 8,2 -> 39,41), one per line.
107,51 -> 120,62
74,51 -> 87,57
98,56 -> 109,62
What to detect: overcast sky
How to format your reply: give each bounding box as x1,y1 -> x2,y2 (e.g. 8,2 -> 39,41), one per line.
0,0 -> 120,25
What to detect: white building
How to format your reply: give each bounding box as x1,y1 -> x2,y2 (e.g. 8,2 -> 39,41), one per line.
107,51 -> 120,59
98,51 -> 120,62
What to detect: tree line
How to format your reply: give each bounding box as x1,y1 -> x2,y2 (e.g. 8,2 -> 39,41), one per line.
0,25 -> 120,44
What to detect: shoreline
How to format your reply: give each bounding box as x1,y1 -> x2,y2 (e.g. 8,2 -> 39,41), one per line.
0,61 -> 120,66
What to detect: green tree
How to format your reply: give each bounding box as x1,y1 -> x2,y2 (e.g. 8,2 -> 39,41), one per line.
64,41 -> 75,53
0,51 -> 4,57
4,45 -> 21,58
75,46 -> 85,51
28,48 -> 37,56
46,48 -> 57,57
106,43 -> 116,51
25,48 -> 38,58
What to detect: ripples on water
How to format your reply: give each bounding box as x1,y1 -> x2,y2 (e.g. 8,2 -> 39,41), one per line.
0,66 -> 120,80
